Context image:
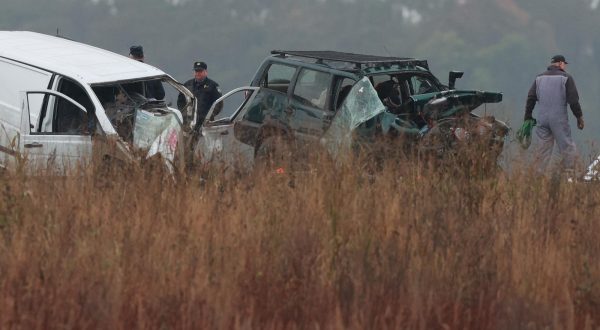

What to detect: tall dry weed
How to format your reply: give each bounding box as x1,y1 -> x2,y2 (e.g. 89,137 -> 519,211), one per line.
1,146 -> 600,329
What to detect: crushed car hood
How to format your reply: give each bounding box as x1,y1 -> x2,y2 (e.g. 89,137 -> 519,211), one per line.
411,90 -> 502,120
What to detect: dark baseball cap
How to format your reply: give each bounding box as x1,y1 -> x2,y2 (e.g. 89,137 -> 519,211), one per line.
194,61 -> 207,71
551,55 -> 568,64
129,45 -> 144,58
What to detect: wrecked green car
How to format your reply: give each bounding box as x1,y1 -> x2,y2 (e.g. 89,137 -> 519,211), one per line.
196,50 -> 509,168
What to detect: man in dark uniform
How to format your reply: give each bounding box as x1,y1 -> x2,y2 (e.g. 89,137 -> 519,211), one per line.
525,54 -> 584,173
129,45 -> 165,100
177,61 -> 222,130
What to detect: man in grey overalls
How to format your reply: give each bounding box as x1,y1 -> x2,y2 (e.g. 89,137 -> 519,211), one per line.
525,55 -> 584,173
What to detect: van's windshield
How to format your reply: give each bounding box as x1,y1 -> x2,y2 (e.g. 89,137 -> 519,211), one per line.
92,78 -> 190,163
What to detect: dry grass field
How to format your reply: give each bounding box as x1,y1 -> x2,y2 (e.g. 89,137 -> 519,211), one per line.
1,149 -> 600,329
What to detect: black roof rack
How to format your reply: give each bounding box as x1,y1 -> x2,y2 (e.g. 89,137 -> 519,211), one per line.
271,50 -> 428,70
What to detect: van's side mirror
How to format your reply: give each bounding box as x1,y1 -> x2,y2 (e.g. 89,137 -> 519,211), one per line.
448,71 -> 464,90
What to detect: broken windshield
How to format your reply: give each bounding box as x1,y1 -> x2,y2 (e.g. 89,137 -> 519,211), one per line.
92,78 -> 186,163
322,77 -> 386,158
134,109 -> 181,164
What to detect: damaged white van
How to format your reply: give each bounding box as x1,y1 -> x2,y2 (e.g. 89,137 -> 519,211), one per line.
0,31 -> 196,173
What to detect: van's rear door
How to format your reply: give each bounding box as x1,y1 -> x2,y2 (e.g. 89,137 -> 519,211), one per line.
19,90 -> 92,172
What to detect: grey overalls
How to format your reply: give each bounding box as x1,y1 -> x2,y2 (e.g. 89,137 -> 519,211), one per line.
525,66 -> 583,171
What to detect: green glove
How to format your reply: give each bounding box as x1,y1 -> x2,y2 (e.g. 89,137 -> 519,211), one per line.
516,118 -> 536,149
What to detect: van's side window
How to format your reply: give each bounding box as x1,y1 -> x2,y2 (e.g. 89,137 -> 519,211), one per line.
39,79 -> 95,135
260,63 -> 296,94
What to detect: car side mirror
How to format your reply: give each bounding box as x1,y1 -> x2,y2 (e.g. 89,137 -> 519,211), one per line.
448,71 -> 464,90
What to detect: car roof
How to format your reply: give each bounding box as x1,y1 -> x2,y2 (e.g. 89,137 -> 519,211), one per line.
0,31 -> 165,84
271,50 -> 429,71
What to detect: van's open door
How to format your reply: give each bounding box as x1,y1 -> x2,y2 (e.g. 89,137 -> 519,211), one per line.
19,90 -> 93,172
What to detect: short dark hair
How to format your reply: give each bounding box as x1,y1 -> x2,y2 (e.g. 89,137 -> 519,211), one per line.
129,45 -> 144,58
194,61 -> 208,71
551,55 -> 568,64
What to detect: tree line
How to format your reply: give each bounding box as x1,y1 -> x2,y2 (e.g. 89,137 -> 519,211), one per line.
2,0 -> 599,151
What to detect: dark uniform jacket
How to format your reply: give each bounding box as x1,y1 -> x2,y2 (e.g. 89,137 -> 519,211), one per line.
177,77 -> 221,129
525,65 -> 582,120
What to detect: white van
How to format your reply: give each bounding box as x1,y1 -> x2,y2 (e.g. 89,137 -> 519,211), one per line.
0,31 -> 196,172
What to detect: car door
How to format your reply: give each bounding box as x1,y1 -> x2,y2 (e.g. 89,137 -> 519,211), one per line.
196,87 -> 259,168
288,68 -> 333,142
19,90 -> 92,172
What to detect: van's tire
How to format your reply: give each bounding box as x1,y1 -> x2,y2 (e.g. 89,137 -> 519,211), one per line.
254,136 -> 294,171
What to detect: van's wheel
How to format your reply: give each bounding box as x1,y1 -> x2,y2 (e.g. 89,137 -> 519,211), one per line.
254,136 -> 294,172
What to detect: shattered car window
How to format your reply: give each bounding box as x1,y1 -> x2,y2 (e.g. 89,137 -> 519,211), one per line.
93,85 -> 137,142
134,110 -> 181,163
242,89 -> 288,124
323,77 -> 386,158
410,75 -> 440,94
334,77 -> 356,110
